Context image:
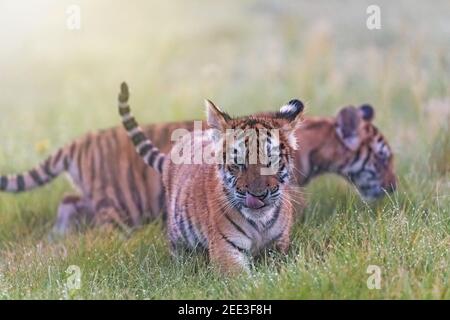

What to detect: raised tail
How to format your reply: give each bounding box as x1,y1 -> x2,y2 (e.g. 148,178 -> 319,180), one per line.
118,82 -> 166,174
0,147 -> 69,193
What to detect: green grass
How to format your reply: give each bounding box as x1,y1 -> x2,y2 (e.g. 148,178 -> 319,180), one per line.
0,0 -> 449,299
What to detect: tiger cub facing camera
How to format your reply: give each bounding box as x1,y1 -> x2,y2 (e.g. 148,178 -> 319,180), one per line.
118,82 -> 304,274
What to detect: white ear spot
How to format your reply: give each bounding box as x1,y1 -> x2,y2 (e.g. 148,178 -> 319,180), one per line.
280,104 -> 298,114
280,99 -> 304,119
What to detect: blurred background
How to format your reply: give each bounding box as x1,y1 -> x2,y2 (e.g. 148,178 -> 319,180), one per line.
0,0 -> 449,299
0,0 -> 449,196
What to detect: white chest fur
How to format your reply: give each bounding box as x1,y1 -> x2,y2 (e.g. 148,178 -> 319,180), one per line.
227,206 -> 285,255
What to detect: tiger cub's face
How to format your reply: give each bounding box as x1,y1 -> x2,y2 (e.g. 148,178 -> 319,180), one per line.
206,99 -> 304,218
335,104 -> 396,201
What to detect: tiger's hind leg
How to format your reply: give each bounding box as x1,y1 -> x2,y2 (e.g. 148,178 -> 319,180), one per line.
92,197 -> 132,236
51,194 -> 94,236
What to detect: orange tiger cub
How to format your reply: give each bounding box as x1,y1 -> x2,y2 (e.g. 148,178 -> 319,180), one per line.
118,82 -> 304,273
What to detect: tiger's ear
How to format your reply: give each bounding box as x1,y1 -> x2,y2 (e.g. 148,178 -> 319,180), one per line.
205,99 -> 230,131
280,99 -> 305,150
279,99 -> 304,122
335,106 -> 362,151
359,104 -> 375,121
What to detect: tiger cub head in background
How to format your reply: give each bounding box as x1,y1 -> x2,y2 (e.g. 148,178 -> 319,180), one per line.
296,104 -> 396,201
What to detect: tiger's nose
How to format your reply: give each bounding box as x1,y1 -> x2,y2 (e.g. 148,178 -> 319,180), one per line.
247,189 -> 269,199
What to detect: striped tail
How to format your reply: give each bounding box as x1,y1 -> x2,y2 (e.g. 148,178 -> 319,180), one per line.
118,82 -> 166,174
0,147 -> 69,193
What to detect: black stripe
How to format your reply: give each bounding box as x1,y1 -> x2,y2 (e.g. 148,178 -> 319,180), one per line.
97,134 -> 107,190
90,141 -> 97,185
265,205 -> 281,230
177,207 -> 189,243
16,175 -> 25,192
185,214 -> 204,249
362,148 -> 372,168
354,147 -> 372,176
43,158 -> 56,178
119,105 -> 130,116
304,143 -> 327,184
52,149 -> 63,167
225,214 -> 251,239
0,176 -> 8,190
62,195 -> 81,204
351,148 -> 362,166
156,155 -> 165,173
219,232 -> 247,253
84,136 -> 92,155
190,181 -> 208,249
63,156 -> 70,171
161,209 -> 168,226
123,118 -> 138,131
147,151 -> 158,167
69,142 -> 77,159
77,144 -> 85,183
29,169 -> 44,186
175,206 -> 191,245
279,172 -> 289,183
226,174 -> 237,188
131,132 -> 147,146
174,189 -> 191,246
158,189 -> 166,216
127,165 -> 143,215
138,143 -> 153,157
106,130 -> 130,218
244,216 -> 259,232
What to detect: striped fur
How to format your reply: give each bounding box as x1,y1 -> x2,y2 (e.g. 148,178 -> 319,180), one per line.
294,105 -> 396,200
0,119 -> 197,234
118,82 -> 165,174
0,147 -> 68,193
0,94 -> 395,235
118,82 -> 304,274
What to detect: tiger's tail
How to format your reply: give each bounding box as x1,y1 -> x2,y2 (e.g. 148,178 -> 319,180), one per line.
0,146 -> 71,193
118,82 -> 166,174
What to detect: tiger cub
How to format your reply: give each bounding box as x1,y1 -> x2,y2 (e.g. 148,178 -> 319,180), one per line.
118,82 -> 304,273
0,96 -> 395,235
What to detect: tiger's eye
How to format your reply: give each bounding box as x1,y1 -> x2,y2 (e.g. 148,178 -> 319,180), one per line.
229,164 -> 241,172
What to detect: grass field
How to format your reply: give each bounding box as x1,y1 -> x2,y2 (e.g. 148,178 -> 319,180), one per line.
0,0 -> 449,299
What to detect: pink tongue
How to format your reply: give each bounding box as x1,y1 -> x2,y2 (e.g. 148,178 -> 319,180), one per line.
245,194 -> 265,209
